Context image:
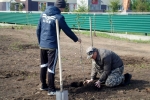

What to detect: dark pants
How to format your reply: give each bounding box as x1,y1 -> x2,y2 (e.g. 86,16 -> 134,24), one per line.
40,49 -> 58,92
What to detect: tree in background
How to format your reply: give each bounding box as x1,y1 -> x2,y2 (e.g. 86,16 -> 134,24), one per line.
74,0 -> 89,12
41,3 -> 46,11
10,3 -> 16,11
131,0 -> 150,12
109,0 -> 120,12
19,3 -> 23,11
71,0 -> 88,39
64,0 -> 69,12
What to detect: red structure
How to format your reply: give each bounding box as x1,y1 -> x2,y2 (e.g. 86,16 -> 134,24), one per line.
92,0 -> 98,4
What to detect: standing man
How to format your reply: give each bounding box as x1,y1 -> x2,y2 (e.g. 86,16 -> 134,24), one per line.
36,0 -> 81,96
84,46 -> 132,88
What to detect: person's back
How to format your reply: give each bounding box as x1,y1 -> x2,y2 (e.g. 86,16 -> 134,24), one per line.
37,6 -> 61,49
37,6 -> 79,49
97,48 -> 123,70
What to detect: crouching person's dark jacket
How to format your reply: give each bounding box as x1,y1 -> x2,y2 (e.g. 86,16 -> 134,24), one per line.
91,48 -> 124,83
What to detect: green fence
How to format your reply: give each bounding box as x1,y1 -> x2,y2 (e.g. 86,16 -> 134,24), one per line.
0,11 -> 150,33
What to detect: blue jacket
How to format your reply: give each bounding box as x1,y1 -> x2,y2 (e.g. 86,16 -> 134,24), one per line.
36,6 -> 78,49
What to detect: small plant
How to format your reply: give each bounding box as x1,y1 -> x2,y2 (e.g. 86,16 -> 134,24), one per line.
72,13 -> 87,40
72,0 -> 88,33
64,0 -> 69,12
41,3 -> 46,11
108,0 -> 120,33
108,14 -> 114,33
19,3 -> 24,11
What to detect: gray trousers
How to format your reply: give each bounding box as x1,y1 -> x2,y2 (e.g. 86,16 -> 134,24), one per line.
105,66 -> 124,87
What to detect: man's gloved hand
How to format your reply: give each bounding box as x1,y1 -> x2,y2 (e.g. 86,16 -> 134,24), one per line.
83,79 -> 93,84
95,80 -> 101,88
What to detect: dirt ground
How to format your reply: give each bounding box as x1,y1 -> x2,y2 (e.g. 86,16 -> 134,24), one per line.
0,27 -> 150,100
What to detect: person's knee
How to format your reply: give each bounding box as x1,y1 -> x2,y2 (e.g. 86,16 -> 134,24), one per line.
105,76 -> 123,87
105,80 -> 116,87
105,76 -> 121,87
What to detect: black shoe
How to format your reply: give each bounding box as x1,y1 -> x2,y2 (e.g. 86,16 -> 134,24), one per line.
123,73 -> 132,86
40,84 -> 48,91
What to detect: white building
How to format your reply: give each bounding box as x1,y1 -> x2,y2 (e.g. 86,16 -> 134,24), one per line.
31,0 -> 77,12
76,0 -> 123,12
101,0 -> 123,11
77,0 -> 101,12
0,0 -> 124,12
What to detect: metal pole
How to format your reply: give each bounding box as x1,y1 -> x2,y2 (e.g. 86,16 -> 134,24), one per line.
89,17 -> 93,47
89,17 -> 94,70
56,19 -> 63,92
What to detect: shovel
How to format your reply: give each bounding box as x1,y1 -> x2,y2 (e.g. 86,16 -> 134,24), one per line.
55,19 -> 68,100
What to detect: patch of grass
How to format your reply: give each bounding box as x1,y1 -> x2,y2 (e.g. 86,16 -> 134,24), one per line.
16,26 -> 23,29
0,25 -> 10,29
118,32 -> 150,36
127,64 -> 133,67
134,64 -> 147,68
21,25 -> 36,29
14,25 -> 36,30
131,39 -> 150,44
75,30 -> 150,44
10,43 -> 39,50
10,42 -> 23,50
62,57 -> 67,61
0,24 -> 36,29
126,63 -> 148,69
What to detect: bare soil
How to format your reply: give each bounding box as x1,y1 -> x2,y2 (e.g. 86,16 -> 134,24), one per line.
0,27 -> 150,100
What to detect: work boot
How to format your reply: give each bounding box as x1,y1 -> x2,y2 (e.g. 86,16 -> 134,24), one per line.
123,73 -> 132,86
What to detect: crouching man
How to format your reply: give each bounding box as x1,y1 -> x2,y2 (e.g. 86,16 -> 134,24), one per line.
84,46 -> 132,88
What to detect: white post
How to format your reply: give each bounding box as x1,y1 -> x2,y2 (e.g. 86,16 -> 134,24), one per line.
89,17 -> 93,47
55,19 -> 63,92
89,17 -> 94,69
56,19 -> 68,100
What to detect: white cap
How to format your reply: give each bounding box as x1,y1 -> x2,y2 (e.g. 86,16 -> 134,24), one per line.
86,46 -> 94,59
